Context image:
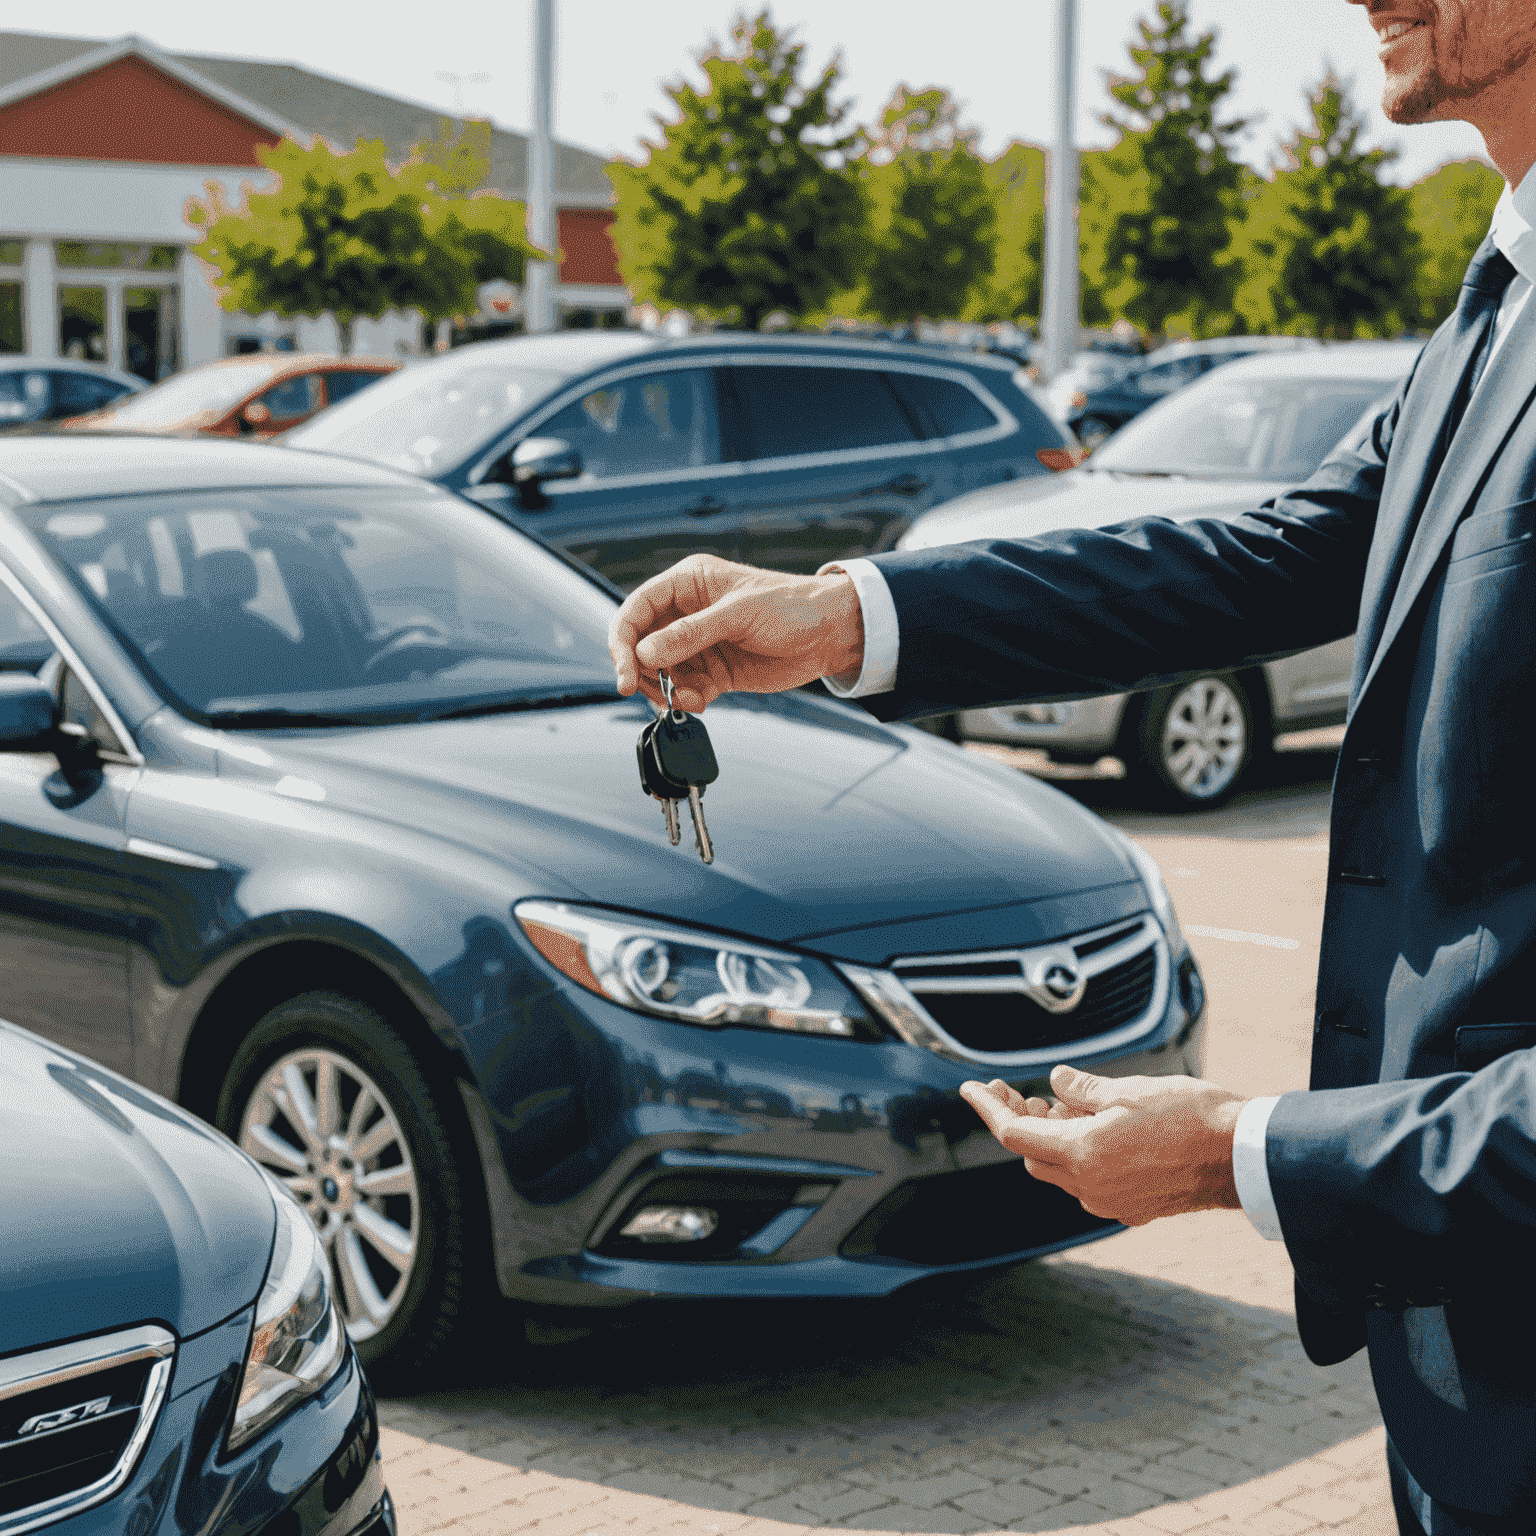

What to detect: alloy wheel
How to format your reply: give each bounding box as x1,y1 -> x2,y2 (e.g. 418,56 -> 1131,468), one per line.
1158,677 -> 1248,801
239,1047 -> 419,1342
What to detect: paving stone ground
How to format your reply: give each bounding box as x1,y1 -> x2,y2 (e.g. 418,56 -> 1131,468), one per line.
380,734 -> 1400,1535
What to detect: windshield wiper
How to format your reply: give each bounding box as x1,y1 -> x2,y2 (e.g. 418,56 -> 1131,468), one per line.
206,706 -> 382,729
414,683 -> 623,723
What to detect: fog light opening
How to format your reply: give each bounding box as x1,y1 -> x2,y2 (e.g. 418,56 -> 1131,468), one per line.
619,1205 -> 719,1243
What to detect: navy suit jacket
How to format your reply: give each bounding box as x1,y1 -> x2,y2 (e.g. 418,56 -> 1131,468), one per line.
862,282 -> 1536,1516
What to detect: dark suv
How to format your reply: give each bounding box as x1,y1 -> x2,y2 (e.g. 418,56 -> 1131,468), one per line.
287,333 -> 1075,589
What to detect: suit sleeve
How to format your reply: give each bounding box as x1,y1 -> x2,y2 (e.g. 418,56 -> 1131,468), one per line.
1265,1052 -> 1536,1312
858,375 -> 1413,723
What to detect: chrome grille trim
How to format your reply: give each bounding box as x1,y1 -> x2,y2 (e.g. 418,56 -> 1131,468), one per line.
0,1324 -> 175,1536
841,914 -> 1168,1067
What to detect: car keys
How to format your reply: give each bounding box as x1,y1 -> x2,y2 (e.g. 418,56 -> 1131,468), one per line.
640,670 -> 720,863
636,713 -> 682,846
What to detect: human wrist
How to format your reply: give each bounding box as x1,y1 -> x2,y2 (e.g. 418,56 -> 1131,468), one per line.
1204,1096 -> 1246,1210
818,571 -> 865,681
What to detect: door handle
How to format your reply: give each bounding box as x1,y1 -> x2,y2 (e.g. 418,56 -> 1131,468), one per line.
866,473 -> 930,497
685,495 -> 726,517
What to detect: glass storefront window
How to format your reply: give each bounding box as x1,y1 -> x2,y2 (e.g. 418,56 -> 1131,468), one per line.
0,240 -> 23,267
55,242 -> 179,272
125,285 -> 180,381
1,283 -> 22,354
59,286 -> 106,361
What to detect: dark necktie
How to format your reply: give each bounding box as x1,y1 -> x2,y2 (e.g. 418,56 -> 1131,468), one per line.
1438,242 -> 1518,455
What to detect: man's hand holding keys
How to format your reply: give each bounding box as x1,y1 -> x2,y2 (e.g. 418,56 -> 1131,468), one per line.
608,553 -> 865,713
609,552 -> 1251,1229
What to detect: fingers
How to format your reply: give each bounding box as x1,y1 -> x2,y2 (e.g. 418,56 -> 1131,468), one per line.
1049,1064 -> 1120,1114
609,576 -> 679,697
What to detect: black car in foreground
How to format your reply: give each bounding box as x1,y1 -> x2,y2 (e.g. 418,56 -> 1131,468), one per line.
0,1021 -> 392,1536
285,331 -> 1075,589
0,435 -> 1205,1385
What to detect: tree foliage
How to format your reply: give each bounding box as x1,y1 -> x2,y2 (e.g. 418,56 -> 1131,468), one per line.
1411,159 -> 1504,325
860,86 -> 997,323
607,12 -> 866,331
965,141 -> 1046,323
1268,74 -> 1423,338
188,123 -> 538,353
1098,1 -> 1248,337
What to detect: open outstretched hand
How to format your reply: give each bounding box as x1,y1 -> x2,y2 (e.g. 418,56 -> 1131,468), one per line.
959,1066 -> 1248,1226
607,554 -> 865,713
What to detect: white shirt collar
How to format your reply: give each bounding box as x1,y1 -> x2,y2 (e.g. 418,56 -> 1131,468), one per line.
1490,174 -> 1536,287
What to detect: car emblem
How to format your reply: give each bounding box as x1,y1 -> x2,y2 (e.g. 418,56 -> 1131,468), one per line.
17,1395 -> 112,1437
1025,947 -> 1087,1014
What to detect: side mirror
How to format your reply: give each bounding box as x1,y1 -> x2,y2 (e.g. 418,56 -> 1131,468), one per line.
0,674 -> 59,751
512,437 -> 582,486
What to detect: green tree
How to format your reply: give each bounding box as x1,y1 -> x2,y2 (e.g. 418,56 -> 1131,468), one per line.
188,125 -> 538,353
1410,158 -> 1503,325
1269,73 -> 1422,338
1099,1 -> 1249,337
606,11 -> 867,331
859,85 -> 997,323
965,141 -> 1045,324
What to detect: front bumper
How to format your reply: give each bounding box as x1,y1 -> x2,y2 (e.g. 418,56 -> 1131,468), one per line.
54,1311 -> 390,1536
461,922 -> 1206,1308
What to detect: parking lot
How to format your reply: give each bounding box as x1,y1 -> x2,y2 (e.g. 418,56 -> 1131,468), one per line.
377,730 -> 1397,1536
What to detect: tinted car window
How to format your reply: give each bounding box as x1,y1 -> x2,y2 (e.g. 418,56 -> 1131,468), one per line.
886,371 -> 998,437
323,369 -> 387,405
538,368 -> 721,480
25,487 -> 618,723
49,371 -> 129,418
0,369 -> 47,423
256,373 -> 322,419
1094,375 -> 1400,480
728,366 -> 918,460
0,581 -> 51,670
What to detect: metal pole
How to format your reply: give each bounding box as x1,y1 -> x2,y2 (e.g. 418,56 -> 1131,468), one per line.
524,0 -> 557,334
1041,0 -> 1079,381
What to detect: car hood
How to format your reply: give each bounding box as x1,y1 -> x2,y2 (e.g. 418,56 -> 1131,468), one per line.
0,1024 -> 274,1353
257,691 -> 1142,952
902,468 -> 1290,548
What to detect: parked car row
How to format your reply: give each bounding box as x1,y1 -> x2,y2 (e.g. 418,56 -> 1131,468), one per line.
0,355 -> 145,425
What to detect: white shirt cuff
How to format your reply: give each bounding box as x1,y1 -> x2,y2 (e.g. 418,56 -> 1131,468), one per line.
817,557 -> 899,697
1232,1095 -> 1284,1240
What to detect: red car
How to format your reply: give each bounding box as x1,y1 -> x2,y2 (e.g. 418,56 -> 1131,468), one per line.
66,352 -> 397,437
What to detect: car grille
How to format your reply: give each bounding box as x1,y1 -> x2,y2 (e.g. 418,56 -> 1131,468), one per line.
841,1158 -> 1118,1266
0,1325 -> 175,1536
878,915 -> 1166,1064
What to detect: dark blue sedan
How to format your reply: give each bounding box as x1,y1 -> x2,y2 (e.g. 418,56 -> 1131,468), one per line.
0,1021 -> 392,1536
0,435 -> 1206,1385
285,332 -> 1074,589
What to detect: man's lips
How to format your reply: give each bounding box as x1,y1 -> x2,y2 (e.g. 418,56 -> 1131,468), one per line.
1373,14 -> 1428,51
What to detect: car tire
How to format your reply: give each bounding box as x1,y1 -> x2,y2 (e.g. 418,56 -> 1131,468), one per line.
1075,415 -> 1117,451
1127,673 -> 1261,809
217,990 -> 491,1390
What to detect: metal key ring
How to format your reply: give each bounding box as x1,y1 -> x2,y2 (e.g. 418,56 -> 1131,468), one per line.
658,669 -> 685,721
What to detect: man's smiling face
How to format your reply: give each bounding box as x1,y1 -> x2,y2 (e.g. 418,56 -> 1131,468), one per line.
1351,0 -> 1536,124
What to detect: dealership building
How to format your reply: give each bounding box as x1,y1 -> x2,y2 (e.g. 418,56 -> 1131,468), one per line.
0,30 -> 627,378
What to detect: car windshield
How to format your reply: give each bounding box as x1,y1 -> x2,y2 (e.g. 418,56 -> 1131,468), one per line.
284,352 -> 570,475
102,360 -> 285,426
1090,372 -> 1402,480
22,485 -> 621,726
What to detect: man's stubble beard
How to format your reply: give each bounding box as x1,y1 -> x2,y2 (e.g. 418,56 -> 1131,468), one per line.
1383,6 -> 1536,124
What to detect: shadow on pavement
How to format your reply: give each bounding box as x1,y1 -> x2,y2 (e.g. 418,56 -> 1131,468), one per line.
388,1253 -> 1378,1531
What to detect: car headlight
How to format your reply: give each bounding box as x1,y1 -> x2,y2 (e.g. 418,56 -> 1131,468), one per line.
228,1175 -> 348,1453
515,900 -> 873,1038
1117,833 -> 1184,951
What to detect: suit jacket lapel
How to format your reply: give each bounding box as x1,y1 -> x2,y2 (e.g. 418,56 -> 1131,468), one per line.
1348,323 -> 1464,698
1354,296 -> 1536,709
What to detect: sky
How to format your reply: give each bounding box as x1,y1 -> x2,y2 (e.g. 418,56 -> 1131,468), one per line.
27,0 -> 1492,186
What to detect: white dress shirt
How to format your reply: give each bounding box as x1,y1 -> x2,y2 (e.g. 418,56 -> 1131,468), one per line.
816,172 -> 1536,1243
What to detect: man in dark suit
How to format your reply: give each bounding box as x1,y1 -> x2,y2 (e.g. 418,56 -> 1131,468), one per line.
609,3 -> 1536,1529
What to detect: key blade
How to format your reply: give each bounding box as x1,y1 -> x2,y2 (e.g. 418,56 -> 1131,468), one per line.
687,784 -> 713,864
664,797 -> 681,846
